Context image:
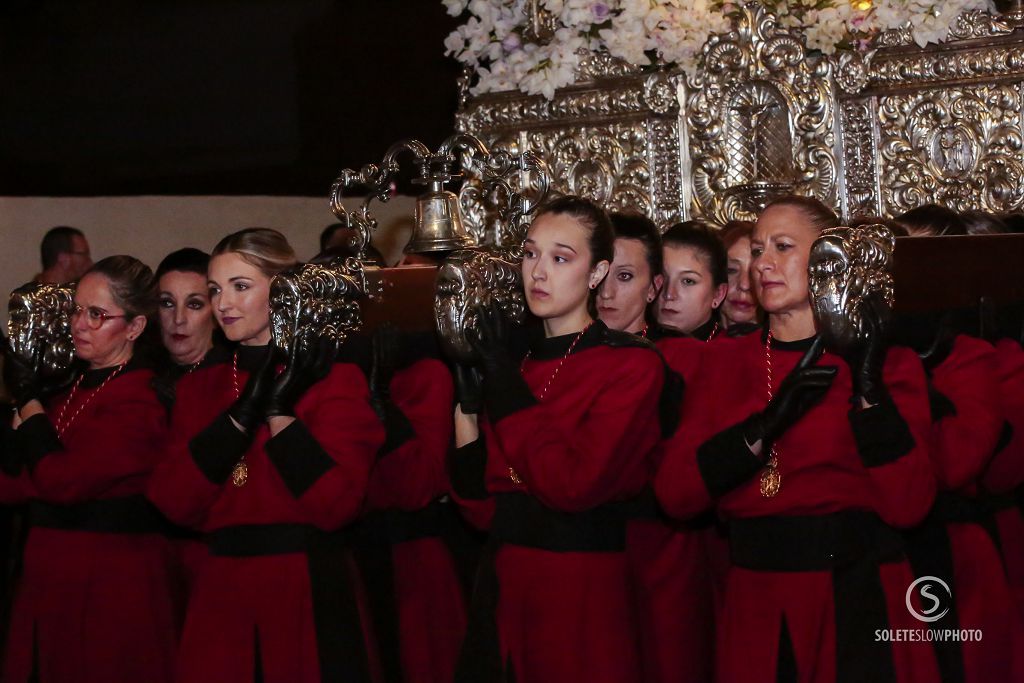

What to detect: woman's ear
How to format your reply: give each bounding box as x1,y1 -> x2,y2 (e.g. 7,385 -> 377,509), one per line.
126,315 -> 147,342
711,282 -> 729,309
649,273 -> 665,303
589,260 -> 611,290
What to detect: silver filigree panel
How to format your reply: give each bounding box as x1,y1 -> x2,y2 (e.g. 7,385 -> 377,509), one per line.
877,85 -> 1024,214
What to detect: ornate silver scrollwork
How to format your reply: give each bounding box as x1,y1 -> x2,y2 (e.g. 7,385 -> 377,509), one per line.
878,86 -> 1024,214
269,257 -> 365,358
7,282 -> 77,379
687,1 -> 838,222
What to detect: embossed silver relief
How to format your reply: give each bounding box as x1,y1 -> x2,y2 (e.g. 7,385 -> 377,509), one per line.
269,258 -> 365,357
809,224 -> 896,352
878,86 -> 1024,214
7,282 -> 77,378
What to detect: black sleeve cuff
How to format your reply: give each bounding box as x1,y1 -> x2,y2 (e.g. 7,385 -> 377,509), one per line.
0,424 -> 25,476
19,413 -> 64,471
189,412 -> 252,485
483,364 -> 537,424
848,397 -> 916,467
696,418 -> 765,498
265,419 -> 337,498
659,368 -> 685,439
373,400 -> 416,459
449,438 -> 489,500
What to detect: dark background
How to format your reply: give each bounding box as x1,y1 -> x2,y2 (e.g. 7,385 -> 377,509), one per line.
0,0 -> 461,196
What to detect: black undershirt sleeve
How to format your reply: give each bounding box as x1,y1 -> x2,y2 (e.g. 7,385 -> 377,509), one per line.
18,414 -> 64,471
848,397 -> 916,468
189,412 -> 252,485
449,437 -> 489,500
482,365 -> 537,424
264,419 -> 337,498
696,418 -> 766,498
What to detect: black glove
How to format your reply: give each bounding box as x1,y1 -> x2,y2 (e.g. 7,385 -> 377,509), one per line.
1,335 -> 43,409
468,301 -> 534,422
918,311 -> 955,374
265,335 -> 338,418
742,335 -> 837,452
841,295 -> 891,405
453,364 -> 482,414
228,346 -> 277,433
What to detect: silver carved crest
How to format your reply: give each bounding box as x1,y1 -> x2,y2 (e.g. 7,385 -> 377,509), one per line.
7,282 -> 77,379
270,258 -> 365,358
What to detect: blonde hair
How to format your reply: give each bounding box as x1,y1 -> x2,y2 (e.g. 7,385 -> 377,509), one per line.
212,228 -> 298,278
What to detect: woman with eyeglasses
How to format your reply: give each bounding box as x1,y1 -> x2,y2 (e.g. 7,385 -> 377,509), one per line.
0,255 -> 177,683
147,228 -> 385,683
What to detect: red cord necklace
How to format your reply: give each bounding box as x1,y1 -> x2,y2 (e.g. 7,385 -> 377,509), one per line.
760,330 -> 782,497
55,363 -> 126,439
229,351 -> 248,487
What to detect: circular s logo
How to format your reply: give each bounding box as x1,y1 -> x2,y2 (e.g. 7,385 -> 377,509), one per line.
906,576 -> 952,623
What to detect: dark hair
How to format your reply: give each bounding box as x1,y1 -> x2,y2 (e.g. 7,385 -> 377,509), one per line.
719,220 -> 755,251
40,226 -> 86,270
762,195 -> 840,233
87,255 -> 158,320
155,248 -> 210,280
320,223 -> 344,252
533,196 -> 615,266
662,220 -> 728,287
1002,213 -> 1024,234
895,204 -> 966,237
960,210 -> 1009,236
849,215 -> 909,237
609,212 -> 663,280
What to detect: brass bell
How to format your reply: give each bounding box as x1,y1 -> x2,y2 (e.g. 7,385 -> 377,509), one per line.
408,177 -> 475,254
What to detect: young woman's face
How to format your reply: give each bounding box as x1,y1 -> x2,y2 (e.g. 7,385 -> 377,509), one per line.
71,272 -> 146,368
751,205 -> 820,315
598,237 -> 661,334
208,253 -> 273,345
722,235 -> 758,326
158,270 -> 215,365
522,213 -> 609,324
657,244 -> 727,333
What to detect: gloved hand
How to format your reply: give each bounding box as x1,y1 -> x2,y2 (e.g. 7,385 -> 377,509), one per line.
228,346 -> 277,433
743,335 -> 838,452
452,364 -> 482,414
370,324 -> 400,420
467,300 -> 515,379
265,335 -> 338,418
0,334 -> 43,409
841,295 -> 891,405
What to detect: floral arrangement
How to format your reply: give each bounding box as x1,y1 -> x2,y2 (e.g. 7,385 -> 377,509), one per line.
443,0 -> 996,99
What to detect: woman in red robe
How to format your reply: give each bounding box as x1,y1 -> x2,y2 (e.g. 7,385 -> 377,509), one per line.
656,196 -> 940,683
1,256 -> 177,683
146,228 -> 384,683
450,196 -> 666,683
353,326 -> 467,683
598,212 -> 716,683
906,325 -> 1021,682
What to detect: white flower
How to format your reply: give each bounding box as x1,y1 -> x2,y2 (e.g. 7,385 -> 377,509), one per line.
443,0 -> 469,16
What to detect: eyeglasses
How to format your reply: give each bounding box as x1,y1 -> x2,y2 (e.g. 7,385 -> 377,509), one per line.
71,304 -> 130,330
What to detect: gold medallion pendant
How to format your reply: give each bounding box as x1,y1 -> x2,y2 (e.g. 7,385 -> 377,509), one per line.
760,456 -> 781,498
231,459 -> 249,488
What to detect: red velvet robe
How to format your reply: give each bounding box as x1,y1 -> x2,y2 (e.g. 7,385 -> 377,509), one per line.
146,347 -> 384,683
655,332 -> 940,683
913,335 -> 1020,683
357,356 -> 467,683
626,333 -> 715,683
451,322 -> 664,683
2,364 -> 178,683
982,339 -> 1024,620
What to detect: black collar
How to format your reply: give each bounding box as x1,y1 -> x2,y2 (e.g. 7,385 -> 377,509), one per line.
761,327 -> 817,352
528,320 -> 609,361
235,344 -> 272,372
79,356 -> 142,389
691,317 -> 718,343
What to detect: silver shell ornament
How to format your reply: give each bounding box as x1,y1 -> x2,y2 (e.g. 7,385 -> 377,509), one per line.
6,282 -> 77,378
